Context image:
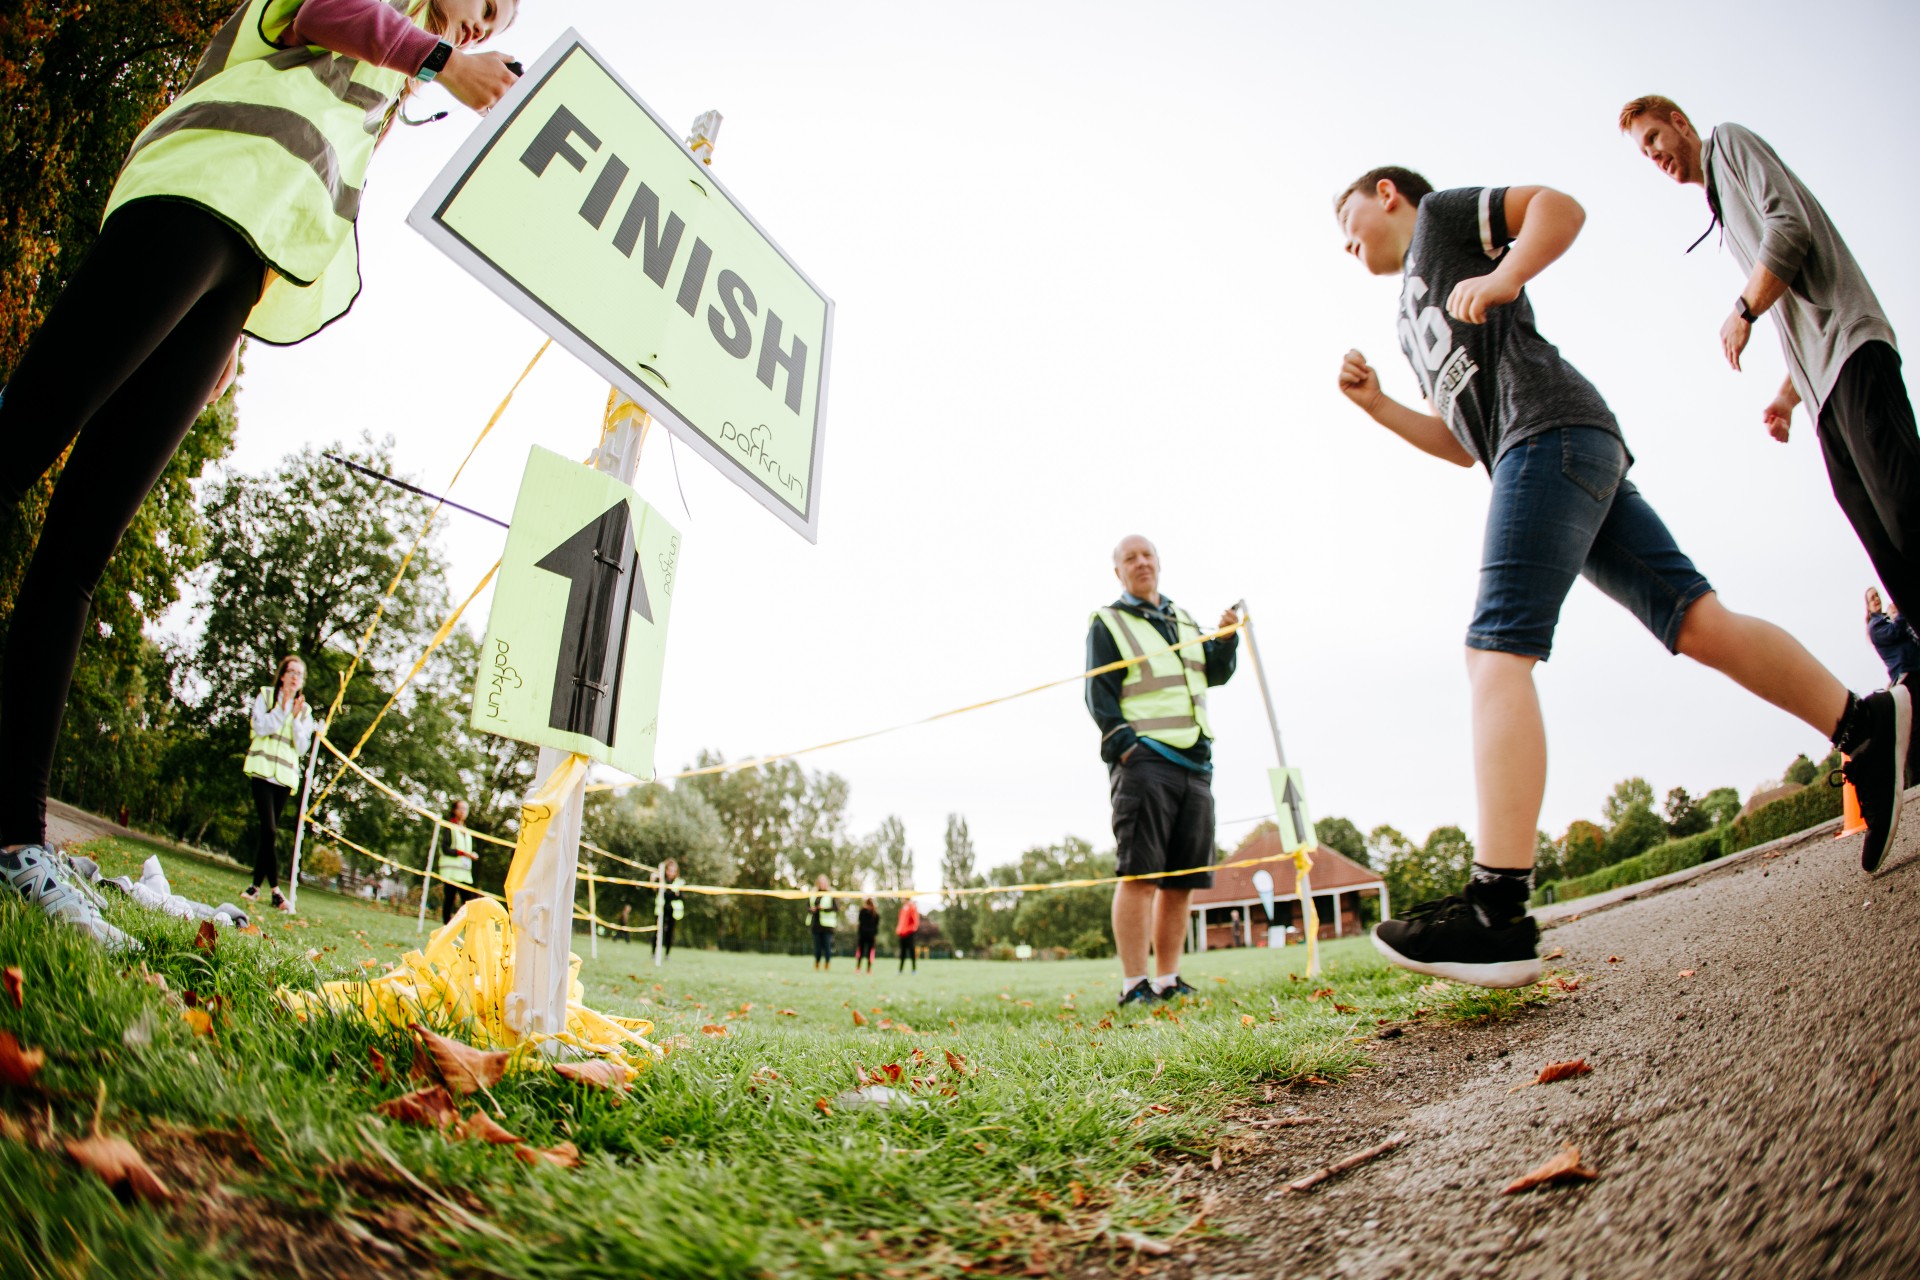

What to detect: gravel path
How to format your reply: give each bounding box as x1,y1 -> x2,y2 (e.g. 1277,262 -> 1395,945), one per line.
1138,807 -> 1920,1280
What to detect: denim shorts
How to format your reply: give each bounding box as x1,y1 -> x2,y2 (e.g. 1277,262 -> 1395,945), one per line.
1467,427 -> 1713,660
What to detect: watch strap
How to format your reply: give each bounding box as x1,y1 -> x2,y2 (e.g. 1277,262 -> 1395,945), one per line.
417,39 -> 453,82
1738,295 -> 1760,323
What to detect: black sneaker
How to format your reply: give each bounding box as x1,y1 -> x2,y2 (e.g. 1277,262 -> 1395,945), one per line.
1372,893 -> 1541,989
1154,977 -> 1198,1001
1118,979 -> 1156,1007
1843,685 -> 1910,873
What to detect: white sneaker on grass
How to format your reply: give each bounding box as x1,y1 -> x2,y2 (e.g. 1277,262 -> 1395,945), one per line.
0,843 -> 136,952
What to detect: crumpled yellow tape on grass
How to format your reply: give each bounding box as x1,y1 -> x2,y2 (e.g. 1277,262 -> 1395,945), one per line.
280,753 -> 657,1067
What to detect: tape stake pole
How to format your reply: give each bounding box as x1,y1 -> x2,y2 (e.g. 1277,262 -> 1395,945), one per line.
286,731 -> 324,913
1235,601 -> 1288,770
418,825 -> 440,936
653,862 -> 666,968
587,862 -> 599,960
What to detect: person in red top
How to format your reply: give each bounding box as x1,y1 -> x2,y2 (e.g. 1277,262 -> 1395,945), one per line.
895,898 -> 921,974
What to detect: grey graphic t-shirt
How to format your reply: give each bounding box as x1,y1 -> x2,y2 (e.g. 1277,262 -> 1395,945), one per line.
1397,187 -> 1623,470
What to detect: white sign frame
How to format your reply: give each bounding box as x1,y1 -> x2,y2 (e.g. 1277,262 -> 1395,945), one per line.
407,29 -> 834,543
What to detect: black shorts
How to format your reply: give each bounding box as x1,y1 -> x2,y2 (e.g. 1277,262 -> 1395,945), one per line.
1110,752 -> 1215,890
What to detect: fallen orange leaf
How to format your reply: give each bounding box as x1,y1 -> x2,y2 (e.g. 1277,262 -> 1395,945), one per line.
878,1063 -> 902,1083
1550,975 -> 1582,993
181,1008 -> 213,1038
1503,1144 -> 1600,1194
459,1109 -> 522,1145
776,1009 -> 798,1017
1678,969 -> 1696,979
1607,956 -> 1621,964
850,1009 -> 867,1027
2,966 -> 21,1009
65,1135 -> 172,1204
1541,947 -> 1565,961
814,1098 -> 832,1116
0,1031 -> 44,1087
1535,1059 -> 1591,1085
1240,1014 -> 1257,1028
553,1059 -> 634,1092
238,923 -> 262,936
699,1024 -> 729,1037
368,1047 -> 392,1084
192,921 -> 218,952
944,1048 -> 973,1076
514,1140 -> 581,1168
374,1085 -> 459,1130
410,1024 -> 509,1096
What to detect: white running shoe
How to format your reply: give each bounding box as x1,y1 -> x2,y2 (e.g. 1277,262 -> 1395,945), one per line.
0,843 -> 136,951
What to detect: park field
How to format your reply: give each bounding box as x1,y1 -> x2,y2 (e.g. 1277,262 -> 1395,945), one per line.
0,835 -> 1543,1278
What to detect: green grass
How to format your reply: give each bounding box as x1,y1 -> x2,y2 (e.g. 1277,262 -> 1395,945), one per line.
0,834 -> 1551,1278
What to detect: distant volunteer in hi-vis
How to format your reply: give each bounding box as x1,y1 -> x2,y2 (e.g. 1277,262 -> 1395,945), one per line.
242,656 -> 316,912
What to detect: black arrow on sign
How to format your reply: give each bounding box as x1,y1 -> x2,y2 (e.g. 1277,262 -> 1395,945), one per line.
536,500 -> 653,746
1280,773 -> 1312,848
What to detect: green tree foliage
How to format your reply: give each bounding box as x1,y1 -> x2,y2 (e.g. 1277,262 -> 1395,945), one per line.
1561,819 -> 1609,879
1001,837 -> 1113,953
1663,786 -> 1712,839
870,815 -> 913,890
1607,803 -> 1669,865
1602,777 -> 1656,827
175,439 -> 458,856
940,814 -> 978,953
1784,754 -> 1819,787
1316,815 -> 1367,866
1534,829 -> 1563,885
1365,824 -> 1415,877
582,782 -> 728,935
1376,823 -> 1470,914
1696,786 -> 1742,828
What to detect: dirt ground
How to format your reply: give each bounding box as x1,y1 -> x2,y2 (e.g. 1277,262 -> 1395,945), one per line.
1124,809 -> 1920,1280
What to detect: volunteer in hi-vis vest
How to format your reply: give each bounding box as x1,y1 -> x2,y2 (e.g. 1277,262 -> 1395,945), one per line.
809,875 -> 839,971
0,0 -> 519,950
658,857 -> 687,958
439,798 -> 476,925
1085,535 -> 1239,1009
243,655 -> 316,910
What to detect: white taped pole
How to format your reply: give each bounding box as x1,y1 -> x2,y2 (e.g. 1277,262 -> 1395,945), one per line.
1235,601 -> 1320,976
284,731 -> 324,914
653,862 -> 666,967
417,825 -> 440,935
587,860 -> 599,960
507,745 -> 589,1048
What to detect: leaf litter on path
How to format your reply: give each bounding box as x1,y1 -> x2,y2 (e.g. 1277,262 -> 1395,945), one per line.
1504,1144 -> 1600,1194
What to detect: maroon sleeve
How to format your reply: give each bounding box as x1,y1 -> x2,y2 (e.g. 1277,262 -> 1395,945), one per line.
282,0 -> 440,75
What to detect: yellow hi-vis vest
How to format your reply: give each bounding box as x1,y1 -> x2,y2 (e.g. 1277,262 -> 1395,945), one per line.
1093,605 -> 1213,750
242,685 -> 305,788
812,894 -> 839,930
104,0 -> 430,345
441,824 -> 475,885
668,877 -> 686,920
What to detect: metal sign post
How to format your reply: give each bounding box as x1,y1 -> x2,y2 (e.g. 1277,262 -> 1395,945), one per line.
416,825 -> 441,935
1234,601 -> 1321,976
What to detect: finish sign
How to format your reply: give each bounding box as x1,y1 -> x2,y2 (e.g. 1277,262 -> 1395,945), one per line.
409,30 -> 833,542
475,446 -> 680,777
1269,767 -> 1317,852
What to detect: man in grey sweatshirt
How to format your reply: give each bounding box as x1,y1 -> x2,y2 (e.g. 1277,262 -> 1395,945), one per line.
1619,94 -> 1920,625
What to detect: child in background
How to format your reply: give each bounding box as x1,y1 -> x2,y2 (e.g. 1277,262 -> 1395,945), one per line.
855,897 -> 879,973
895,898 -> 921,974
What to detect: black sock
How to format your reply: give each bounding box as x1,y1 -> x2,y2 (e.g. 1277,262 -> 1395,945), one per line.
1832,691 -> 1866,753
1467,863 -> 1532,922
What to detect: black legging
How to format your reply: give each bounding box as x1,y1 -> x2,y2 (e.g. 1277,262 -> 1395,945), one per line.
0,200 -> 263,845
661,911 -> 677,956
441,883 -> 471,925
898,932 -> 918,972
855,935 -> 876,970
811,927 -> 833,966
249,777 -> 291,892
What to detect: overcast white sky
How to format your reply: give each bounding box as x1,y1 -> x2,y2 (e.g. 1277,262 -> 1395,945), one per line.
215,0 -> 1920,888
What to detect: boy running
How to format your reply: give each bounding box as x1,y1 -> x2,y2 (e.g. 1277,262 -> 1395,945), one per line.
1332,168 -> 1908,988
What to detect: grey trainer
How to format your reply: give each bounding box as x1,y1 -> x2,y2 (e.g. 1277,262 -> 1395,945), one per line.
0,844 -> 135,951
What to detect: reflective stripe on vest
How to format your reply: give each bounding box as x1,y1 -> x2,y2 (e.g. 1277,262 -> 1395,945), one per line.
814,894 -> 839,929
669,877 -> 686,920
441,825 -> 475,884
243,685 -> 303,788
104,0 -> 428,345
1094,606 -> 1212,749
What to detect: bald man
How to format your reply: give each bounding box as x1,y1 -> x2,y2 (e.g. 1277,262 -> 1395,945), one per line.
1086,536 -> 1239,1006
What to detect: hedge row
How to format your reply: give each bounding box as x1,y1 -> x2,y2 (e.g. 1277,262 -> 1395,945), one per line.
1535,780 -> 1845,906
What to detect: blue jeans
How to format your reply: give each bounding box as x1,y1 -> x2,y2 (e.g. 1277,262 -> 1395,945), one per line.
1467,428 -> 1712,660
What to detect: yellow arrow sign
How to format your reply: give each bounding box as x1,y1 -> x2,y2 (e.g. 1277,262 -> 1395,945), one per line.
475,446 -> 680,777
410,30 -> 832,541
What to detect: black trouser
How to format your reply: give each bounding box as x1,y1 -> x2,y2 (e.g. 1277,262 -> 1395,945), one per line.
1818,341 -> 1920,622
661,911 -> 677,956
811,927 -> 833,965
898,932 -> 918,972
249,777 -> 291,891
0,201 -> 262,845
441,882 -> 471,925
855,935 -> 876,969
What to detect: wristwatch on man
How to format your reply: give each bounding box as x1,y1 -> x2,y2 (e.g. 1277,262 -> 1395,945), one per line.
1737,295 -> 1760,323
417,39 -> 454,82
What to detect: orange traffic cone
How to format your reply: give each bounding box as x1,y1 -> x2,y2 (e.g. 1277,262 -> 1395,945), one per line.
1838,754 -> 1868,838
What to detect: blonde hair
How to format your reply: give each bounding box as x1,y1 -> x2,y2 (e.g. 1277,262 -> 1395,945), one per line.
1618,94 -> 1689,133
